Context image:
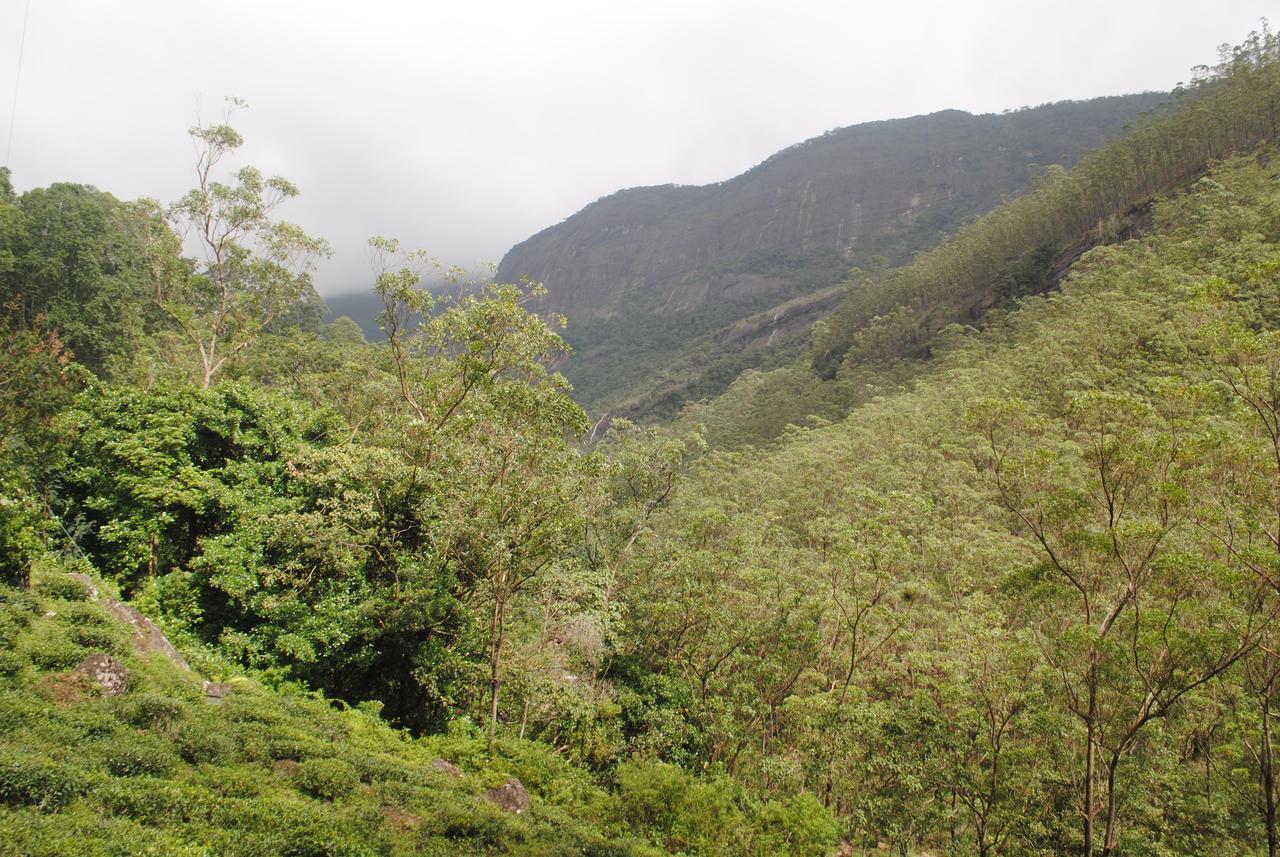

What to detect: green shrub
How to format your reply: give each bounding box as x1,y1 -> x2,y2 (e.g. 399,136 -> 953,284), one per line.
98,733 -> 180,778
206,795 -> 383,857
0,649 -> 24,676
341,751 -> 428,788
194,764 -> 270,799
0,803 -> 208,856
753,793 -> 841,856
0,613 -> 23,647
294,757 -> 359,800
0,690 -> 47,734
117,693 -> 185,730
431,798 -> 509,847
0,749 -> 90,810
0,585 -> 40,616
175,719 -> 241,765
33,574 -> 91,602
59,706 -> 122,738
98,776 -> 197,824
67,622 -> 126,652
263,728 -> 333,763
20,626 -> 90,671
55,601 -> 111,627
613,760 -> 746,853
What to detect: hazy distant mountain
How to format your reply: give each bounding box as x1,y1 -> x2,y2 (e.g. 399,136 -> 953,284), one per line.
493,93 -> 1170,414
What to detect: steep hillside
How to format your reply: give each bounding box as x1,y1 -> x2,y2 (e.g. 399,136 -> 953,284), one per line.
620,145 -> 1280,857
496,93 -> 1169,409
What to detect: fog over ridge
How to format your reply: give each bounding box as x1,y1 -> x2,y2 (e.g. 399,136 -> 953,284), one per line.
0,0 -> 1268,296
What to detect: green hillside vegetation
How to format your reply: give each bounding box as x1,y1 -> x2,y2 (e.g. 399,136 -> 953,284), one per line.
817,30 -> 1280,372
631,147 -> 1280,855
0,566 -> 834,856
0,102 -> 838,855
614,30 -> 1280,853
4,26 -> 1280,857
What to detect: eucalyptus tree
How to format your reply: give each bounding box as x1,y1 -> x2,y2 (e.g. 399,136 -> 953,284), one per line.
972,386 -> 1265,856
163,98 -> 330,388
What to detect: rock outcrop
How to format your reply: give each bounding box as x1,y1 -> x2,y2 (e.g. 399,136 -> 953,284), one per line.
72,653 -> 129,696
67,572 -> 189,670
482,777 -> 530,814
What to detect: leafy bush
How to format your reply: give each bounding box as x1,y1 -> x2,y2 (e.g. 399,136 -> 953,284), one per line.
0,613 -> 24,647
175,719 -> 241,766
20,626 -> 89,671
58,706 -> 120,738
206,794 -> 383,857
0,585 -> 41,616
293,758 -> 359,800
53,602 -> 110,627
753,794 -> 841,856
116,693 -> 185,730
0,749 -> 90,810
613,760 -> 747,853
99,776 -> 196,824
66,622 -> 126,652
0,650 -> 24,676
0,803 -> 209,856
97,733 -> 181,778
33,574 -> 91,602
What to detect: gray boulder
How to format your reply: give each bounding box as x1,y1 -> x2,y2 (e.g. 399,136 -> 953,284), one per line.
483,777 -> 530,814
73,653 -> 129,696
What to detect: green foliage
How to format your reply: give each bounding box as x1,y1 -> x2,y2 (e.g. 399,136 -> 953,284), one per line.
611,125 -> 1280,854
293,758 -> 359,800
0,751 -> 90,811
9,29 -> 1280,857
818,24 -> 1280,372
0,580 -> 686,855
98,734 -> 181,778
32,574 -> 90,603
162,99 -> 332,389
0,181 -> 173,375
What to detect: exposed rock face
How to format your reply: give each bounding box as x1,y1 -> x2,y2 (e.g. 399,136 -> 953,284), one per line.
495,94 -> 1170,410
483,777 -> 530,814
203,681 -> 235,704
72,654 -> 129,696
67,572 -> 189,670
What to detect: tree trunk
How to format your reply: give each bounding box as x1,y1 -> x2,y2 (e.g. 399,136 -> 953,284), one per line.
487,585 -> 507,749
1101,754 -> 1121,857
1084,671 -> 1098,856
1264,690 -> 1277,857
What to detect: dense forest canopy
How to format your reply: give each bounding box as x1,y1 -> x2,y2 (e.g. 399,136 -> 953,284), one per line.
4,24 -> 1280,857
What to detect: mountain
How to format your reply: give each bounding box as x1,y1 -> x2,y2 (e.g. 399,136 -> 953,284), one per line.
495,93 -> 1170,413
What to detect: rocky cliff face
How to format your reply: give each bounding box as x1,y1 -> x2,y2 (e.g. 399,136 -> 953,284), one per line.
495,93 -> 1170,411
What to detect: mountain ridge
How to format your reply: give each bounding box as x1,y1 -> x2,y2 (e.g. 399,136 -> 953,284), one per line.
491,93 -> 1171,412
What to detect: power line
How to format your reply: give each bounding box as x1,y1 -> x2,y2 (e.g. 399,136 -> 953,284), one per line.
4,0 -> 32,169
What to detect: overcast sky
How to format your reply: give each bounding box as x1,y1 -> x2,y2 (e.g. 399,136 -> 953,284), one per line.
0,0 -> 1271,295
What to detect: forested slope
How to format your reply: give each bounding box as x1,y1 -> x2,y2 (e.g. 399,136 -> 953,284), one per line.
622,142 -> 1280,857
680,30 -> 1280,451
